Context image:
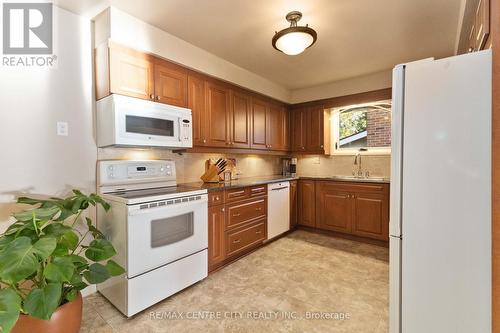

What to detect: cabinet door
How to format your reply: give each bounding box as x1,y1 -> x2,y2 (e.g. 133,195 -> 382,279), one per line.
352,192 -> 389,241
474,0 -> 490,51
268,104 -> 288,151
289,180 -> 298,228
208,205 -> 225,271
205,81 -> 231,147
230,91 -> 251,148
298,180 -> 316,227
315,182 -> 352,233
251,99 -> 268,150
154,60 -> 188,107
188,75 -> 206,146
306,106 -> 325,152
109,46 -> 154,100
291,108 -> 306,152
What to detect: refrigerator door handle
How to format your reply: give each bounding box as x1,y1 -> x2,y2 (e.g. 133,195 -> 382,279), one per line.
390,65 -> 405,238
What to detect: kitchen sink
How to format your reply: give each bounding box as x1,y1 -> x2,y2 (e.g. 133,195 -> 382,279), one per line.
329,175 -> 388,182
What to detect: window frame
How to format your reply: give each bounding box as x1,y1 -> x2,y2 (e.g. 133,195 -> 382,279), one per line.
331,100 -> 392,156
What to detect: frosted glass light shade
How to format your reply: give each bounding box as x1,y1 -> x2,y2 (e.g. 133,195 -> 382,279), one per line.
275,31 -> 314,55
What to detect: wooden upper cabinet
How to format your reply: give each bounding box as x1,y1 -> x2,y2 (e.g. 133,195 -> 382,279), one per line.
153,60 -> 187,107
474,0 -> 489,51
188,74 -> 206,146
251,98 -> 268,150
230,91 -> 251,148
316,181 -> 352,234
298,180 -> 316,227
108,45 -> 154,101
268,104 -> 288,151
306,106 -> 329,153
352,192 -> 389,241
291,108 -> 307,152
205,81 -> 231,147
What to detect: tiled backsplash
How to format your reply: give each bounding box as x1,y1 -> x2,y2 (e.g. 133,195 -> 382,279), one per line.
296,154 -> 391,178
98,148 -> 283,183
98,148 -> 391,182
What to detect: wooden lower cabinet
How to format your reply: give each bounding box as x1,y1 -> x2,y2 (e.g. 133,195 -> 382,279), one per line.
352,192 -> 389,241
208,186 -> 268,272
302,180 -> 389,241
225,220 -> 266,258
208,204 -> 225,271
316,183 -> 352,234
298,180 -> 316,227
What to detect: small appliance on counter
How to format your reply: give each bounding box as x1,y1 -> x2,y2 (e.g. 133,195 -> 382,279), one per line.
282,157 -> 297,177
96,160 -> 208,317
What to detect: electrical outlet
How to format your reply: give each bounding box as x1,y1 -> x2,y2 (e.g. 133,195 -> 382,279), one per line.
57,121 -> 68,136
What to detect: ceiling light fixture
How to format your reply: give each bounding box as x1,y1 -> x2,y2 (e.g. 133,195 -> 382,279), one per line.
272,11 -> 317,56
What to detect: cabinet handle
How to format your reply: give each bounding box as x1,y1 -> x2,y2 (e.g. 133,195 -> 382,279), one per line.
221,207 -> 225,212
256,230 -> 262,234
156,96 -> 161,101
149,94 -> 155,100
233,239 -> 241,244
232,213 -> 241,217
203,139 -> 206,143
255,207 -> 262,211
320,144 -> 324,148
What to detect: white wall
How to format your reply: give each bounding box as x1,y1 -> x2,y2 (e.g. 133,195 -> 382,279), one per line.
94,7 -> 291,102
0,7 -> 95,229
290,70 -> 393,104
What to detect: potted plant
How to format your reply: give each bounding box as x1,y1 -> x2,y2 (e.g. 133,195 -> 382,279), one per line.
0,190 -> 124,333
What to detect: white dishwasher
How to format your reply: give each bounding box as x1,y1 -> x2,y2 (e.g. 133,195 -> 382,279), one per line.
267,181 -> 290,239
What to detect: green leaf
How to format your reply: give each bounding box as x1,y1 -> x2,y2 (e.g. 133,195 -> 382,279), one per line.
105,260 -> 125,276
0,237 -> 38,283
0,236 -> 14,251
52,243 -> 69,256
65,289 -> 78,302
44,257 -> 74,282
83,263 -> 110,284
89,194 -> 110,211
43,223 -> 71,237
0,288 -> 21,333
24,283 -> 62,320
85,239 -> 116,262
17,197 -> 45,205
13,206 -> 60,222
54,208 -> 74,222
59,231 -> 78,251
85,218 -> 104,239
32,237 -> 56,260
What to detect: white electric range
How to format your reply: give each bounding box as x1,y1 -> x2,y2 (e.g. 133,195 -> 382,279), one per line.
96,160 -> 208,317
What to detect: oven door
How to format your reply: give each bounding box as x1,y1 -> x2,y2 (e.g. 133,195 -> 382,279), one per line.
116,105 -> 182,147
126,194 -> 208,278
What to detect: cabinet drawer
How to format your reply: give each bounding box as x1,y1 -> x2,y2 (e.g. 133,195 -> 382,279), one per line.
226,198 -> 267,230
249,185 -> 267,197
225,220 -> 266,257
208,191 -> 224,206
318,181 -> 389,194
225,187 -> 249,202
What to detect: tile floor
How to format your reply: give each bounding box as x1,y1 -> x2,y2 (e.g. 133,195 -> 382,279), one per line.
81,230 -> 389,333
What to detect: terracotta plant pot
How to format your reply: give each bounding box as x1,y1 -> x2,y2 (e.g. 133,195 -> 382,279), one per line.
12,292 -> 83,333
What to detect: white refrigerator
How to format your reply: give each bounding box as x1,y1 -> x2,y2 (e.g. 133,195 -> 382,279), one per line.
389,50 -> 492,333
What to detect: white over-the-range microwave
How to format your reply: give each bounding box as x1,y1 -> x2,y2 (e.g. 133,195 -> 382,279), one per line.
97,94 -> 193,148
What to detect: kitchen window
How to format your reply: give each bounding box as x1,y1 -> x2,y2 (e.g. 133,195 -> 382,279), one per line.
331,100 -> 392,154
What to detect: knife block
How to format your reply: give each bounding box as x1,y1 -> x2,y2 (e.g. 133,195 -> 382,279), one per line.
200,160 -> 223,183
